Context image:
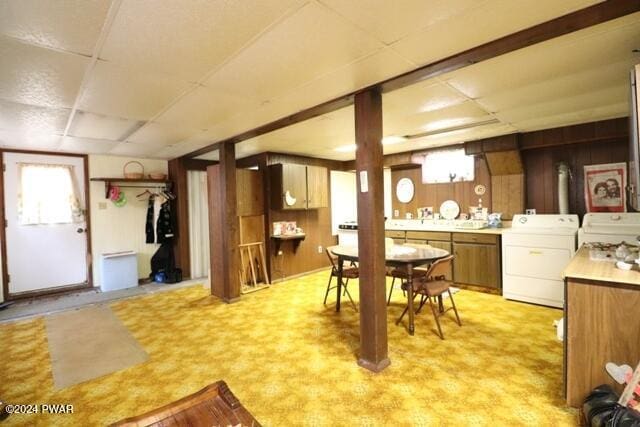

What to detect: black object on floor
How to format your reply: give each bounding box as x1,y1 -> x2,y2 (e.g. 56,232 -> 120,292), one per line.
0,302 -> 14,311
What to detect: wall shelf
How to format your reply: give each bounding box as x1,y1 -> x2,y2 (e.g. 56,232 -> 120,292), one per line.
90,178 -> 172,198
271,234 -> 306,253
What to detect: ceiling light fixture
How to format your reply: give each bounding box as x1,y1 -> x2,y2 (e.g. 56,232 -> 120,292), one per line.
404,118 -> 500,140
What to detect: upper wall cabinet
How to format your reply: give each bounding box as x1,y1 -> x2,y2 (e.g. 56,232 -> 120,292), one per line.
270,163 -> 328,210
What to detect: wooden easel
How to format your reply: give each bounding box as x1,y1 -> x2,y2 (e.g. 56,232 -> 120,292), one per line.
238,242 -> 270,294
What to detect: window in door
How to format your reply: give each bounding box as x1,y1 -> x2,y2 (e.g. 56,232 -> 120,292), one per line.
17,163 -> 84,225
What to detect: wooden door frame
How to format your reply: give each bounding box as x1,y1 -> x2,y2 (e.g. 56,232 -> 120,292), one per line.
0,149 -> 93,301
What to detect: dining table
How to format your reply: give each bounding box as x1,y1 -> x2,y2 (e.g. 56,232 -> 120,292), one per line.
328,243 -> 450,335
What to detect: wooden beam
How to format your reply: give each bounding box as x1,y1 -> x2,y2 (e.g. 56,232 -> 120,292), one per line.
180,1 -> 638,160
207,142 -> 241,302
354,89 -> 390,373
168,158 -> 191,279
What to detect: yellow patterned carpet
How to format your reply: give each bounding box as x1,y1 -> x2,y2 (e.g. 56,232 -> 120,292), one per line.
0,271 -> 577,426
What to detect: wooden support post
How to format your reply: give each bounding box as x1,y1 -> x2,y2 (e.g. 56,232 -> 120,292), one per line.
354,89 -> 390,372
168,158 -> 191,279
207,142 -> 240,302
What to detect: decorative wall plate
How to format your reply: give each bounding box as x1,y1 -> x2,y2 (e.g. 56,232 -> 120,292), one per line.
284,190 -> 297,206
474,184 -> 486,196
396,178 -> 414,203
439,200 -> 460,220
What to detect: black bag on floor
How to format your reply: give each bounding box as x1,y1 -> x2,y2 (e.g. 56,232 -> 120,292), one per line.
583,384 -> 620,426
583,384 -> 640,427
150,242 -> 181,283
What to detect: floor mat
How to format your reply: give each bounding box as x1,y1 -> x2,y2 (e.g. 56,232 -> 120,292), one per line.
45,305 -> 148,389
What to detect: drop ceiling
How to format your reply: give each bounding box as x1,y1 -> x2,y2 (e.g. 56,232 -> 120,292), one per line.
0,0 -> 636,161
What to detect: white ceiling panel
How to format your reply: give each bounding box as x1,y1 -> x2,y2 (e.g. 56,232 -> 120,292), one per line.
127,121 -> 198,146
109,141 -> 164,158
155,85 -> 257,130
0,0 -> 111,55
383,80 -> 467,117
67,110 -> 144,141
0,100 -> 69,134
59,136 -> 119,155
77,61 -> 196,120
320,0 -> 480,45
0,36 -> 88,108
384,100 -> 493,136
442,13 -> 640,99
494,84 -> 627,124
0,129 -> 62,150
202,2 -> 383,102
507,102 -> 629,132
101,0 -> 305,81
390,0 -> 603,68
474,60 -> 635,113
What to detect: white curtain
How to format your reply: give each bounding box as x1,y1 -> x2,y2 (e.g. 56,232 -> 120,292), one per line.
188,170 -> 210,279
421,148 -> 475,183
18,163 -> 83,225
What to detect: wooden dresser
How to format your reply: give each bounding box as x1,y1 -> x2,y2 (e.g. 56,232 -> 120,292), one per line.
563,247 -> 640,407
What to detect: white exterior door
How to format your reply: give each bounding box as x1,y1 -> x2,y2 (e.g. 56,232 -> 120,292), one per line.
3,152 -> 89,296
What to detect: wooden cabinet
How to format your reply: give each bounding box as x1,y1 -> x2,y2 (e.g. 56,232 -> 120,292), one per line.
385,230 -> 406,244
236,169 -> 264,216
306,165 -> 328,209
452,242 -> 500,288
270,163 -> 328,210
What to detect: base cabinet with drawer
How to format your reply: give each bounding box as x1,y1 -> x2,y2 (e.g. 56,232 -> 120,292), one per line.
384,229 -> 501,290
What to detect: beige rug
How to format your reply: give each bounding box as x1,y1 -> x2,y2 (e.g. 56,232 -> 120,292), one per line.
45,305 -> 148,389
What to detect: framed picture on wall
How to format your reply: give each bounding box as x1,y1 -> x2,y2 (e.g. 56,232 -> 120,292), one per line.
584,162 -> 627,212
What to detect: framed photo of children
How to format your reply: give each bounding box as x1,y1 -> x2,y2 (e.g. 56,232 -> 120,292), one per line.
584,162 -> 627,212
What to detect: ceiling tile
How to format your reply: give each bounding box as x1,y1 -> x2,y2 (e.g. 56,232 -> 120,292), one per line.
384,100 -> 493,136
127,121 -> 198,146
442,13 -> 640,99
390,0 -> 603,67
109,142 -> 164,158
0,129 -> 62,151
383,80 -> 467,117
474,60 -> 634,113
67,110 -> 145,141
202,2 -> 383,102
320,0 -> 480,45
0,99 -> 69,134
77,61 -> 196,120
101,0 -> 304,81
59,136 -> 119,155
0,0 -> 111,55
155,85 -> 257,130
0,37 -> 88,108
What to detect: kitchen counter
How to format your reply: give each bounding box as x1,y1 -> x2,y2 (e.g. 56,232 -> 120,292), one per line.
563,246 -> 640,287
385,220 -> 511,234
563,246 -> 640,408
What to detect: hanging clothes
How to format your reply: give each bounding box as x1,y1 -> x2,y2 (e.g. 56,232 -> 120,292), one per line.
145,196 -> 155,244
156,200 -> 174,243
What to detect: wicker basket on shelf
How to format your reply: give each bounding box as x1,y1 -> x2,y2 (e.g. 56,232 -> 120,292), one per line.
148,172 -> 167,180
123,161 -> 144,179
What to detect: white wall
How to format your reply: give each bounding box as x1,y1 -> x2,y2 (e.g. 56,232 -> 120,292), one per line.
89,155 -> 168,288
330,168 -> 393,235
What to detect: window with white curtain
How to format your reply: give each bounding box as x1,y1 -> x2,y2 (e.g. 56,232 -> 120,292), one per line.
421,148 -> 475,184
17,163 -> 83,225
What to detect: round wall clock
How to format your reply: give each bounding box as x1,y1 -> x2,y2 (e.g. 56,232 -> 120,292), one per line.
474,184 -> 486,196
396,178 -> 415,203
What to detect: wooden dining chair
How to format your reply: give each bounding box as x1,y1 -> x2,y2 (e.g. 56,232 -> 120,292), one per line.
397,255 -> 461,339
386,268 -> 427,305
324,249 -> 358,310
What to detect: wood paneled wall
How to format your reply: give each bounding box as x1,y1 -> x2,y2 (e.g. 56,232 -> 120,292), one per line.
522,138 -> 628,217
237,152 -> 340,281
391,156 -> 491,219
